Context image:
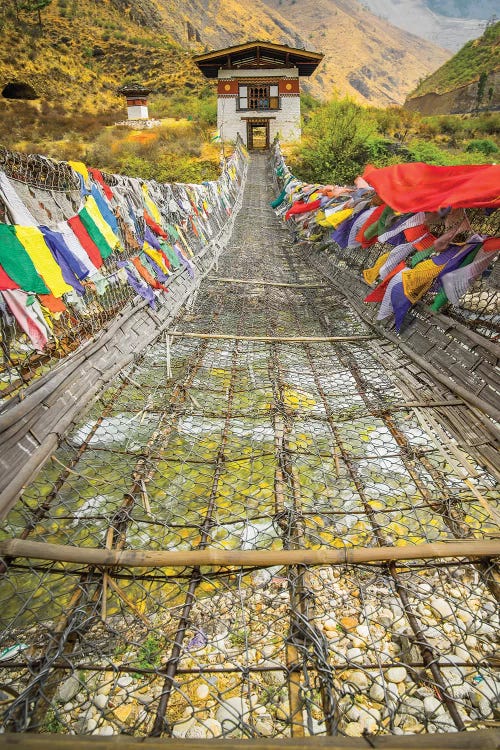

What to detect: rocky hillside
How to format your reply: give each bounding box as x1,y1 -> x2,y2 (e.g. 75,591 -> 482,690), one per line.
0,0 -> 449,118
405,21 -> 500,114
362,0 -> 495,51
261,0 -> 449,105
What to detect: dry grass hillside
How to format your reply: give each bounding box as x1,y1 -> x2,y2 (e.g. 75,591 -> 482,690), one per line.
0,0 -> 207,116
0,0 -> 450,122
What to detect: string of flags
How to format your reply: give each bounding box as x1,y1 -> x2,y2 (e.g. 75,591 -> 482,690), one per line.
272,144 -> 500,332
0,147 -> 247,353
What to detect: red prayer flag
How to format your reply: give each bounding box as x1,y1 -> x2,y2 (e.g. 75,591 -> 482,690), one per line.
0,265 -> 19,291
362,162 -> 500,212
67,216 -> 104,269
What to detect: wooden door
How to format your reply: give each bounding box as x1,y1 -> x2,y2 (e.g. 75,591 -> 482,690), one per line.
247,121 -> 269,150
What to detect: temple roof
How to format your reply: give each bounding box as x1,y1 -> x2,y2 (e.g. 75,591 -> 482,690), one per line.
193,41 -> 323,78
118,84 -> 152,97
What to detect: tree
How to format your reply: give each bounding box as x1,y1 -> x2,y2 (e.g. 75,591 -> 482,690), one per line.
476,71 -> 488,111
18,0 -> 52,29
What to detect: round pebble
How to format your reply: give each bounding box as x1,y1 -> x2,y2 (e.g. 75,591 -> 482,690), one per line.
347,647 -> 363,663
196,684 -> 210,700
430,597 -> 453,619
93,694 -> 108,710
423,696 -> 442,716
255,717 -> 274,736
204,718 -> 222,737
351,624 -> 370,648
345,721 -> 363,737
216,697 -> 250,735
369,683 -> 385,702
172,718 -> 195,738
185,723 -> 207,739
346,671 -> 368,690
117,675 -> 133,688
387,667 -> 407,683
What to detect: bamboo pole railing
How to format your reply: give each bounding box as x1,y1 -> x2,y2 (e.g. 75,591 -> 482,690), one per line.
0,538 -> 498,568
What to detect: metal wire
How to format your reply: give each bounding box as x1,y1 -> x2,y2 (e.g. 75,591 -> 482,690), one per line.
0,153 -> 498,740
0,145 -> 246,405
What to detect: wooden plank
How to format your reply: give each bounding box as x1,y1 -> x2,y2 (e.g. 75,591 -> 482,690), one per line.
443,341 -> 480,370
0,729 -> 499,749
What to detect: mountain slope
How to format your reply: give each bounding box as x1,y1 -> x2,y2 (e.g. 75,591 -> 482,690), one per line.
426,0 -> 498,19
405,21 -> 500,114
0,0 -> 449,117
261,0 -> 449,105
361,0 -> 488,51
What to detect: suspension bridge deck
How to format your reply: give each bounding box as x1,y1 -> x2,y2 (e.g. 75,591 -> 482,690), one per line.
0,153 -> 498,744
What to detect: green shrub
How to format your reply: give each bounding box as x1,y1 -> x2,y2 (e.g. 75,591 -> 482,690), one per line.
465,138 -> 499,155
406,139 -> 453,165
294,98 -> 379,184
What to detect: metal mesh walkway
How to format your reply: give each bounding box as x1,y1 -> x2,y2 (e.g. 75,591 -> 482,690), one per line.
0,154 -> 498,741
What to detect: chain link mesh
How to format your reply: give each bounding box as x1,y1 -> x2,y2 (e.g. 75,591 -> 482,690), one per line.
0,152 -> 498,741
0,145 -> 245,405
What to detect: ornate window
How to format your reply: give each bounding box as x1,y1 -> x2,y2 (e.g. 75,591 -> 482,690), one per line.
238,84 -> 279,110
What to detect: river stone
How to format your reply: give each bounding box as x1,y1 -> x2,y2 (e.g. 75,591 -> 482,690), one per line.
358,707 -> 380,732
86,718 -> 98,732
204,718 -> 222,737
172,717 -> 195,738
475,622 -> 495,637
99,726 -> 114,736
402,696 -> 424,716
185,723 -> 207,738
260,660 -> 286,686
346,671 -> 369,690
430,597 -> 453,619
346,705 -> 361,722
136,693 -> 154,705
471,678 -> 498,707
369,682 -> 385,702
386,683 -> 401,703
453,646 -> 470,663
347,647 -> 364,663
216,697 -> 250,735
344,722 -> 363,737
423,696 -> 443,716
387,667 -> 407,684
117,674 -> 133,688
351,624 -> 370,648
196,683 -> 210,700
57,675 -> 80,703
255,717 -> 274,736
376,608 -> 394,627
93,694 -> 108,710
